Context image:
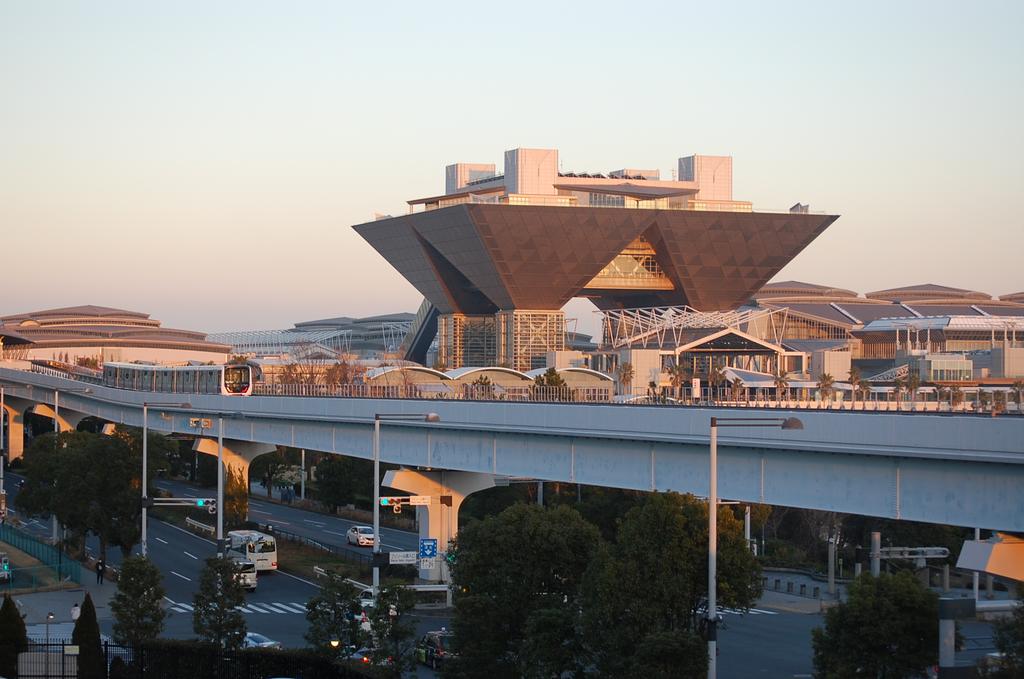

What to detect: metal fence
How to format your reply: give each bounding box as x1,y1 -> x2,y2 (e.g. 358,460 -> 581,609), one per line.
12,640 -> 362,679
15,640 -> 136,678
0,523 -> 80,587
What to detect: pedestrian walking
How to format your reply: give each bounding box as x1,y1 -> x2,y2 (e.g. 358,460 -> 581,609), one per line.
96,559 -> 105,585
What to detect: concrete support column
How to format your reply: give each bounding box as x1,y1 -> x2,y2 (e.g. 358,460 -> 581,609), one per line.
192,438 -> 277,518
382,468 -> 499,582
938,598 -> 976,678
0,404 -> 26,462
30,403 -> 85,433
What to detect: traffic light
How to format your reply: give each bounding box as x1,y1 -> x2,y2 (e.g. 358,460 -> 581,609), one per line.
2,557 -> 9,572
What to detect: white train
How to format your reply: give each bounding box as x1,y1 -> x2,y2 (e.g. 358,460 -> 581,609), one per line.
102,362 -> 256,396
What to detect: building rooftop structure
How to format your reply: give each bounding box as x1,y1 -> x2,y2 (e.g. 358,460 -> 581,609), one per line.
356,147 -> 838,370
865,283 -> 992,303
0,305 -> 229,364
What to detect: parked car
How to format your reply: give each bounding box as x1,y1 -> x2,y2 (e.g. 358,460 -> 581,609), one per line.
346,526 -> 375,547
416,629 -> 455,670
244,632 -> 282,649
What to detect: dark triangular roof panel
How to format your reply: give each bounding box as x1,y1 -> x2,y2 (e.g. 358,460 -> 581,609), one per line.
353,206 -> 838,314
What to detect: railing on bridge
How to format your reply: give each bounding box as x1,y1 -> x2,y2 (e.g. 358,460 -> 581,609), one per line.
8,360 -> 1022,415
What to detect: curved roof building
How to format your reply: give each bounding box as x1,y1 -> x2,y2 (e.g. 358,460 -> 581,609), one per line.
0,305 -> 230,364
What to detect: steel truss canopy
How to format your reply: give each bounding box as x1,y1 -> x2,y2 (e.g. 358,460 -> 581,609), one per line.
353,205 -> 839,315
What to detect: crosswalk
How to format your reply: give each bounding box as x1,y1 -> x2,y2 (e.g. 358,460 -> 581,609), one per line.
719,607 -> 779,616
166,599 -> 307,615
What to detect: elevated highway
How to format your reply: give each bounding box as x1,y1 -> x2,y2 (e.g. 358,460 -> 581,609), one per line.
3,365 -> 1023,533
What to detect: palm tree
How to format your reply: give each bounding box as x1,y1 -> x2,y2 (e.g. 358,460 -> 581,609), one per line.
817,373 -> 835,404
667,362 -> 692,402
848,367 -> 862,406
906,371 -> 921,409
616,362 -> 634,396
709,365 -> 727,403
772,365 -> 789,403
730,376 -> 744,403
893,375 -> 907,408
950,385 -> 964,410
1012,380 -> 1024,413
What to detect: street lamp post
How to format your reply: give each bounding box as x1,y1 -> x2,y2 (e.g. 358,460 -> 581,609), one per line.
217,417 -> 225,556
141,402 -> 190,557
707,416 -> 803,679
372,413 -> 440,598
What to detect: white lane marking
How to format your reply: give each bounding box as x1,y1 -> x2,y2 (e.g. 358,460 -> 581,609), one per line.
262,603 -> 294,614
237,606 -> 253,614
270,520 -> 290,525
183,551 -> 198,560
381,542 -> 405,550
163,596 -> 175,604
750,608 -> 779,615
183,493 -> 196,498
274,568 -> 321,589
324,530 -> 345,536
251,510 -> 272,515
274,603 -> 306,614
245,604 -> 272,613
155,537 -> 168,544
170,571 -> 192,582
155,518 -> 216,546
174,603 -> 194,612
302,519 -> 326,526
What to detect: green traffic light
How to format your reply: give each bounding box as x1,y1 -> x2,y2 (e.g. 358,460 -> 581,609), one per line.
196,499 -> 205,507
380,498 -> 390,506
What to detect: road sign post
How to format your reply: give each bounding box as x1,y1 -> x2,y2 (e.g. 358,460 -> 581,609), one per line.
418,538 -> 438,559
389,551 -> 418,565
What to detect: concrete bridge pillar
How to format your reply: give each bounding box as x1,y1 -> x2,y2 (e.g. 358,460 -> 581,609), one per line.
382,468 -> 499,582
192,438 -> 277,498
0,400 -> 27,462
29,403 -> 86,434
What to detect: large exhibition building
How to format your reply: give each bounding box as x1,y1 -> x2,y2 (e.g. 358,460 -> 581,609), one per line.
355,147 -> 839,370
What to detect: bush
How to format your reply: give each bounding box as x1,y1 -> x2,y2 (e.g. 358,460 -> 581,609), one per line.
138,639 -> 380,678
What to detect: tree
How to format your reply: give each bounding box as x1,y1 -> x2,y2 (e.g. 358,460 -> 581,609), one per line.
812,572 -> 938,678
1012,380 -> 1024,410
250,446 -> 299,499
193,556 -> 247,649
848,367 -> 862,405
72,592 -> 104,679
368,585 -> 419,676
315,454 -> 372,511
224,464 -> 248,528
709,364 -> 727,402
581,493 -> 757,676
616,362 -> 634,395
906,370 -> 921,408
0,593 -> 28,678
729,376 -> 744,403
533,368 -> 568,401
15,431 -> 143,560
469,375 -> 495,400
667,362 -> 692,401
447,504 -> 603,678
305,575 -> 364,656
773,365 -> 790,402
987,601 -> 1024,677
111,556 -> 167,647
817,373 -> 835,402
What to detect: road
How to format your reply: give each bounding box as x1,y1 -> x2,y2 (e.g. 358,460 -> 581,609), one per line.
3,473 -> 995,675
155,477 -> 420,556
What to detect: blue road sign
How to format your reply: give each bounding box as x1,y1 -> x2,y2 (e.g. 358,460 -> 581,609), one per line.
419,538 -> 438,559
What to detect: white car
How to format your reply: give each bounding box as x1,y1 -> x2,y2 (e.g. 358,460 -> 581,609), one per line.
244,632 -> 282,649
346,526 -> 374,547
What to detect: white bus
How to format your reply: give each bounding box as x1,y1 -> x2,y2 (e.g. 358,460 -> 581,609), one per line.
227,530 -> 278,572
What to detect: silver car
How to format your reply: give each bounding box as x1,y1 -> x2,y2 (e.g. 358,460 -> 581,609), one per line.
346,525 -> 374,547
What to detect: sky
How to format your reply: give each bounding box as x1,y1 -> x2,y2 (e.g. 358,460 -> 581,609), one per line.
2,1 -> 1022,337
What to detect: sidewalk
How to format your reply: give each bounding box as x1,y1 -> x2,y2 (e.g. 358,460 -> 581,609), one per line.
12,570 -> 115,625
